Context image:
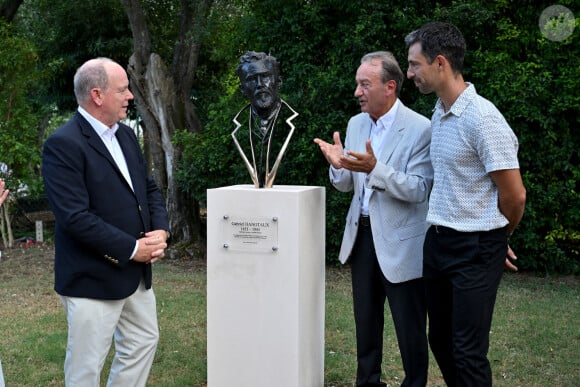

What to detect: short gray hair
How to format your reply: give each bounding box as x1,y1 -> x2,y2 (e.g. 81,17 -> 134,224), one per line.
361,51 -> 404,96
73,57 -> 115,105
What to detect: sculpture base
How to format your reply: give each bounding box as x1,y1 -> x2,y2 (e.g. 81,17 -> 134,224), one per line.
207,185 -> 325,387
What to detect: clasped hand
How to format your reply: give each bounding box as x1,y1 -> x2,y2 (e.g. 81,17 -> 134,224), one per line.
134,230 -> 168,264
314,131 -> 376,174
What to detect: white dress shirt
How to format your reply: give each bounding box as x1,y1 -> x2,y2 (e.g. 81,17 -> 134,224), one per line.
361,99 -> 399,215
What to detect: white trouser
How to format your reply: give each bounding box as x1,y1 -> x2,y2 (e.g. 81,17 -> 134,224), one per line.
60,281 -> 159,387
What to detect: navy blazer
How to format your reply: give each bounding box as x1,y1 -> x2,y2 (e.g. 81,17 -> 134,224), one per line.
42,112 -> 169,300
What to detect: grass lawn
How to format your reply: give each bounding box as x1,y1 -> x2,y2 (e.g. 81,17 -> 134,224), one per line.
0,245 -> 578,386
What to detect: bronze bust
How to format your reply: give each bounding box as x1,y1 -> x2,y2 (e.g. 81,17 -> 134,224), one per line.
232,51 -> 298,188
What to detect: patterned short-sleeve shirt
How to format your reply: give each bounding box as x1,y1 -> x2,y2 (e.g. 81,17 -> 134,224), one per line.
427,83 -> 520,232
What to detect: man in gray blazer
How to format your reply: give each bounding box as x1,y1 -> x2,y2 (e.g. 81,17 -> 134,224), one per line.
315,51 -> 433,387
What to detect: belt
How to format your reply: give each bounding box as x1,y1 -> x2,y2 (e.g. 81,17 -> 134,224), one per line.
432,225 -> 457,234
359,215 -> 371,227
431,225 -> 507,235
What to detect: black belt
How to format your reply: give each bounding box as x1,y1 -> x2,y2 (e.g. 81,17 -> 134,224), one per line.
359,215 -> 371,227
432,225 -> 457,234
431,225 -> 507,235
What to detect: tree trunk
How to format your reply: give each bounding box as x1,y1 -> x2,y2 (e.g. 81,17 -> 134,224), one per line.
121,0 -> 209,257
0,0 -> 24,22
0,202 -> 13,248
0,205 -> 6,247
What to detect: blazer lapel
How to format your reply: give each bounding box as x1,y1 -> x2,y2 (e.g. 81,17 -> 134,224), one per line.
358,116 -> 372,153
378,104 -> 407,163
115,128 -> 143,194
79,114 -> 137,194
79,114 -> 118,170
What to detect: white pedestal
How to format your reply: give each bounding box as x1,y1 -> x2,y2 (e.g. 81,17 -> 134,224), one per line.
207,185 -> 325,387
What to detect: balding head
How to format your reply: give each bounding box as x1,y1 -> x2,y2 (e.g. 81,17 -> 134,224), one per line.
73,58 -> 120,106
73,58 -> 133,127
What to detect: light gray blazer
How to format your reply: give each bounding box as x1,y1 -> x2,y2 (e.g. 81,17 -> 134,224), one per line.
330,101 -> 433,283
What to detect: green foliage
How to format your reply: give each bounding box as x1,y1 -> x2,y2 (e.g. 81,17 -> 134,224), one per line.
15,0 -> 133,111
177,0 -> 433,263
0,20 -> 43,194
450,0 -> 580,274
177,0 -> 580,273
6,0 -> 576,272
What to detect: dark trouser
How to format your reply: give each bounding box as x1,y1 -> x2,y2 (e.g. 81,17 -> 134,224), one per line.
350,223 -> 428,387
423,225 -> 508,387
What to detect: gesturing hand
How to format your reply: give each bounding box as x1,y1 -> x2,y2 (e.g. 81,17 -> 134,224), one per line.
340,139 -> 377,174
314,131 -> 344,169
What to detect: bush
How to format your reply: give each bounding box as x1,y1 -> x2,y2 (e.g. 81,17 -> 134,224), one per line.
177,0 -> 580,273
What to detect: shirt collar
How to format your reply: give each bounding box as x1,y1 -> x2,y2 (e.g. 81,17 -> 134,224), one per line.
374,98 -> 400,131
435,82 -> 476,117
78,106 -> 119,138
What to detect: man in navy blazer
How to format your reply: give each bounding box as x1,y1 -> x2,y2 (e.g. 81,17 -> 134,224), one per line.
315,52 -> 433,386
42,57 -> 170,386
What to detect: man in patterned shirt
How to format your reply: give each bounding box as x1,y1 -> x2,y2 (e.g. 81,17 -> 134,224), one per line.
405,22 -> 526,386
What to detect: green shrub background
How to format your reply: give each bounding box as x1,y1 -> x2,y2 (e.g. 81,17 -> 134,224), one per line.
175,0 -> 579,274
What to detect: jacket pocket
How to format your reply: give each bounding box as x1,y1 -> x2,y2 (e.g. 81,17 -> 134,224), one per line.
397,222 -> 428,241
